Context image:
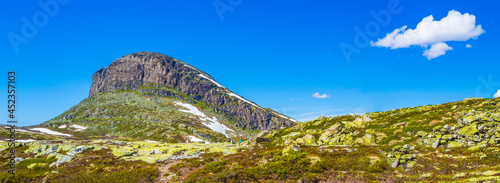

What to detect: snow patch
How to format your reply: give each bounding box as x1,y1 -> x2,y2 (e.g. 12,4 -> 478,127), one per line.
272,112 -> 297,122
198,74 -> 224,88
144,140 -> 158,143
15,139 -> 36,143
227,92 -> 261,109
16,129 -> 36,133
187,135 -> 208,144
70,124 -> 87,131
174,101 -> 233,137
30,128 -> 72,137
204,116 -> 234,138
175,101 -> 208,118
58,125 -> 67,129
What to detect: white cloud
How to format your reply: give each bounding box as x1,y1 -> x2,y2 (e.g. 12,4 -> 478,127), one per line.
423,42 -> 453,60
312,92 -> 329,99
466,44 -> 472,48
371,10 -> 485,59
494,90 -> 500,98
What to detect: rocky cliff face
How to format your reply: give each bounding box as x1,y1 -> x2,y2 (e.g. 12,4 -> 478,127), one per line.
89,52 -> 296,131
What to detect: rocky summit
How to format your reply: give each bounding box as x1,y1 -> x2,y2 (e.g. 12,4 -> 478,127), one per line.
89,52 -> 296,131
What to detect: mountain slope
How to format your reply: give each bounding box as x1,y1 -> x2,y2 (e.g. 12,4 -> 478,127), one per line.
38,52 -> 296,142
173,97 -> 500,182
89,52 -> 296,130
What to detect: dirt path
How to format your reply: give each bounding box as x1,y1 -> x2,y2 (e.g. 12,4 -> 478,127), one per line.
155,160 -> 181,183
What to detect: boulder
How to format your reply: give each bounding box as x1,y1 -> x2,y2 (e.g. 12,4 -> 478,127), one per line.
355,133 -> 374,145
432,139 -> 440,148
282,144 -> 302,155
303,134 -> 316,145
14,157 -> 24,162
327,123 -> 344,133
458,125 -> 478,137
255,137 -> 271,143
362,114 -> 371,122
352,117 -> 367,128
256,130 -> 270,138
447,141 -> 463,148
391,158 -> 400,168
150,149 -> 160,155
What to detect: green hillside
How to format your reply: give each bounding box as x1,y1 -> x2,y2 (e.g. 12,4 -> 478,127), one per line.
173,97 -> 500,182
42,88 -> 249,143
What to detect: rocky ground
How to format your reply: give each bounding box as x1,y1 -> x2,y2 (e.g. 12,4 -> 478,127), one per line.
169,97 -> 500,182
0,139 -> 249,182
1,98 -> 499,182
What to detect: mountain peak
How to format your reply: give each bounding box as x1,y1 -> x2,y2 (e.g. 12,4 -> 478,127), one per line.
88,52 -> 296,132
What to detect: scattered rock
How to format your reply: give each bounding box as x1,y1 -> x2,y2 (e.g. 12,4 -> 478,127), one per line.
256,131 -> 270,138
432,139 -> 440,148
151,149 -> 160,155
70,145 -> 95,155
255,137 -> 271,143
355,133 -> 374,145
303,134 -> 316,145
282,144 -> 302,155
391,158 -> 399,168
14,157 -> 23,162
49,154 -> 73,167
362,114 -> 371,122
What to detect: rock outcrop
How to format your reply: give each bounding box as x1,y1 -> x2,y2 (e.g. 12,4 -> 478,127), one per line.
416,108 -> 500,150
89,52 -> 296,131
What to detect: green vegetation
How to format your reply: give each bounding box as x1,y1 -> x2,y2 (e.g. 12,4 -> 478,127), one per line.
40,90 -> 245,142
171,144 -> 392,182
0,96 -> 498,182
172,97 -> 500,182
46,149 -> 157,183
0,156 -> 56,182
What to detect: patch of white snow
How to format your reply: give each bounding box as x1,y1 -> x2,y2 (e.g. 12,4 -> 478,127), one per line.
272,112 -> 298,122
30,128 -> 72,137
15,139 -> 36,143
70,124 -> 87,131
174,101 -> 208,118
198,74 -> 224,88
187,135 -> 204,143
203,116 -> 234,138
174,101 -> 233,137
16,129 -> 36,133
227,92 -> 261,109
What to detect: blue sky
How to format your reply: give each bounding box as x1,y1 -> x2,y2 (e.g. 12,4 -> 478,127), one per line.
1,0 -> 499,126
